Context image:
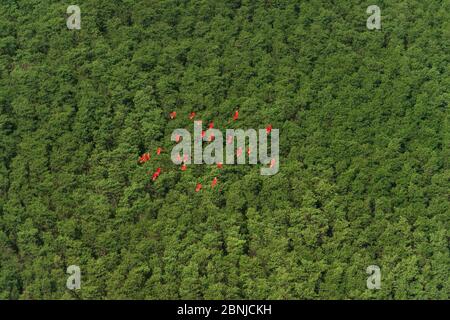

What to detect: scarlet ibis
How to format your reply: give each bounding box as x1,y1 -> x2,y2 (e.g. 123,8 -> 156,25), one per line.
169,111 -> 177,119
211,177 -> 218,188
266,124 -> 272,134
201,131 -> 206,138
189,112 -> 196,120
217,162 -> 223,169
195,183 -> 202,192
156,147 -> 162,155
181,164 -> 187,171
209,122 -> 214,129
138,153 -> 150,164
233,110 -> 239,120
152,168 -> 161,181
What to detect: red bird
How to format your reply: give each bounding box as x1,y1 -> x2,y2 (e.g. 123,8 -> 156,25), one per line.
233,110 -> 239,121
247,148 -> 251,155
181,164 -> 187,171
266,124 -> 273,134
217,162 -> 223,169
195,183 -> 202,192
189,112 -> 196,120
209,133 -> 215,142
138,152 -> 150,164
201,131 -> 206,138
209,122 -> 214,129
156,147 -> 162,155
152,168 -> 161,181
169,111 -> 177,119
211,177 -> 218,188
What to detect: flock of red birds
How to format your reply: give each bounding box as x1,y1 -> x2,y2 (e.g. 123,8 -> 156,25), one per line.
138,110 -> 274,192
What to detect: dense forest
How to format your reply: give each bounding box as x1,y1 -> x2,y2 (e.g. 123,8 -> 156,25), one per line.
0,0 -> 448,299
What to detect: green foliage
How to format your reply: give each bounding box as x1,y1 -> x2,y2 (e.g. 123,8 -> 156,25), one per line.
0,0 -> 448,299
